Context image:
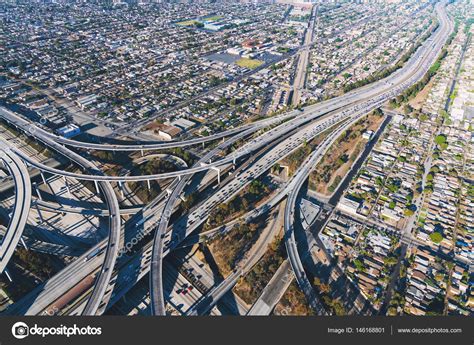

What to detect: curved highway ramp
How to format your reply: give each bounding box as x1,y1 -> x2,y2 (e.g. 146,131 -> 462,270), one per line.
0,145 -> 32,273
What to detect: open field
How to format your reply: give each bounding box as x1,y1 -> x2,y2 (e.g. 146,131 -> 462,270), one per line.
408,77 -> 436,110
236,58 -> 264,69
176,19 -> 199,26
203,15 -> 223,21
309,110 -> 385,195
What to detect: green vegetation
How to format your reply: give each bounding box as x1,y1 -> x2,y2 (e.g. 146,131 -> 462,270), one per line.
282,130 -> 330,176
343,21 -> 439,93
92,150 -> 131,164
342,72 -> 352,79
14,248 -> 55,279
385,178 -> 400,193
403,104 -> 413,114
210,219 -> 264,275
181,191 -> 198,212
328,175 -> 342,193
166,147 -> 195,166
353,259 -> 366,272
388,48 -> 449,109
429,232 -> 443,244
203,15 -> 223,21
425,294 -> 445,315
138,158 -> 177,175
384,256 -> 398,266
234,235 -> 285,304
0,121 -> 55,159
434,134 -> 447,145
277,47 -> 290,53
206,179 -> 274,228
322,296 -> 346,316
176,19 -> 199,26
235,58 -> 264,69
309,110 -> 384,195
418,112 -> 429,122
312,277 -> 347,315
289,14 -> 311,23
274,282 -> 315,316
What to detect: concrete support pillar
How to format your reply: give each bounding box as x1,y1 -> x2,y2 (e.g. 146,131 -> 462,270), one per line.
40,172 -> 47,185
147,180 -> 151,190
211,167 -> 221,184
118,181 -> 125,199
20,236 -> 28,250
141,149 -> 144,157
94,181 -> 99,194
63,176 -> 71,197
36,203 -> 44,223
4,269 -> 12,282
34,183 -> 43,201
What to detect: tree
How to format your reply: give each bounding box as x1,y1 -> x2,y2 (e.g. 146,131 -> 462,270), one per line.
319,283 -> 331,294
384,256 -> 398,266
389,98 -> 398,108
272,163 -> 281,174
313,277 -> 322,287
419,113 -> 429,122
373,108 -> 383,117
429,232 -> 443,244
354,259 -> 365,272
375,176 -> 384,187
434,134 -> 447,145
387,307 -> 398,316
331,300 -> 346,316
182,192 -> 197,211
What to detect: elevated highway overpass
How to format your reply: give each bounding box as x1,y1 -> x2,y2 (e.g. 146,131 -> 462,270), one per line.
0,146 -> 32,273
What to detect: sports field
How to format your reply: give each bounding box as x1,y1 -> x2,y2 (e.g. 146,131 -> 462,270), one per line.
203,15 -> 223,21
176,19 -> 199,26
235,58 -> 264,69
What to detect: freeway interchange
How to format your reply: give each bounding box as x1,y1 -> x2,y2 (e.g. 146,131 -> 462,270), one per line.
0,145 -> 31,274
0,1 -> 452,317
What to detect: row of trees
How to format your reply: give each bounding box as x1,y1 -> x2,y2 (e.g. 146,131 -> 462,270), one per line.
236,235 -> 285,304
389,48 -> 448,109
343,21 -> 440,93
207,180 -> 273,228
211,219 -> 263,275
